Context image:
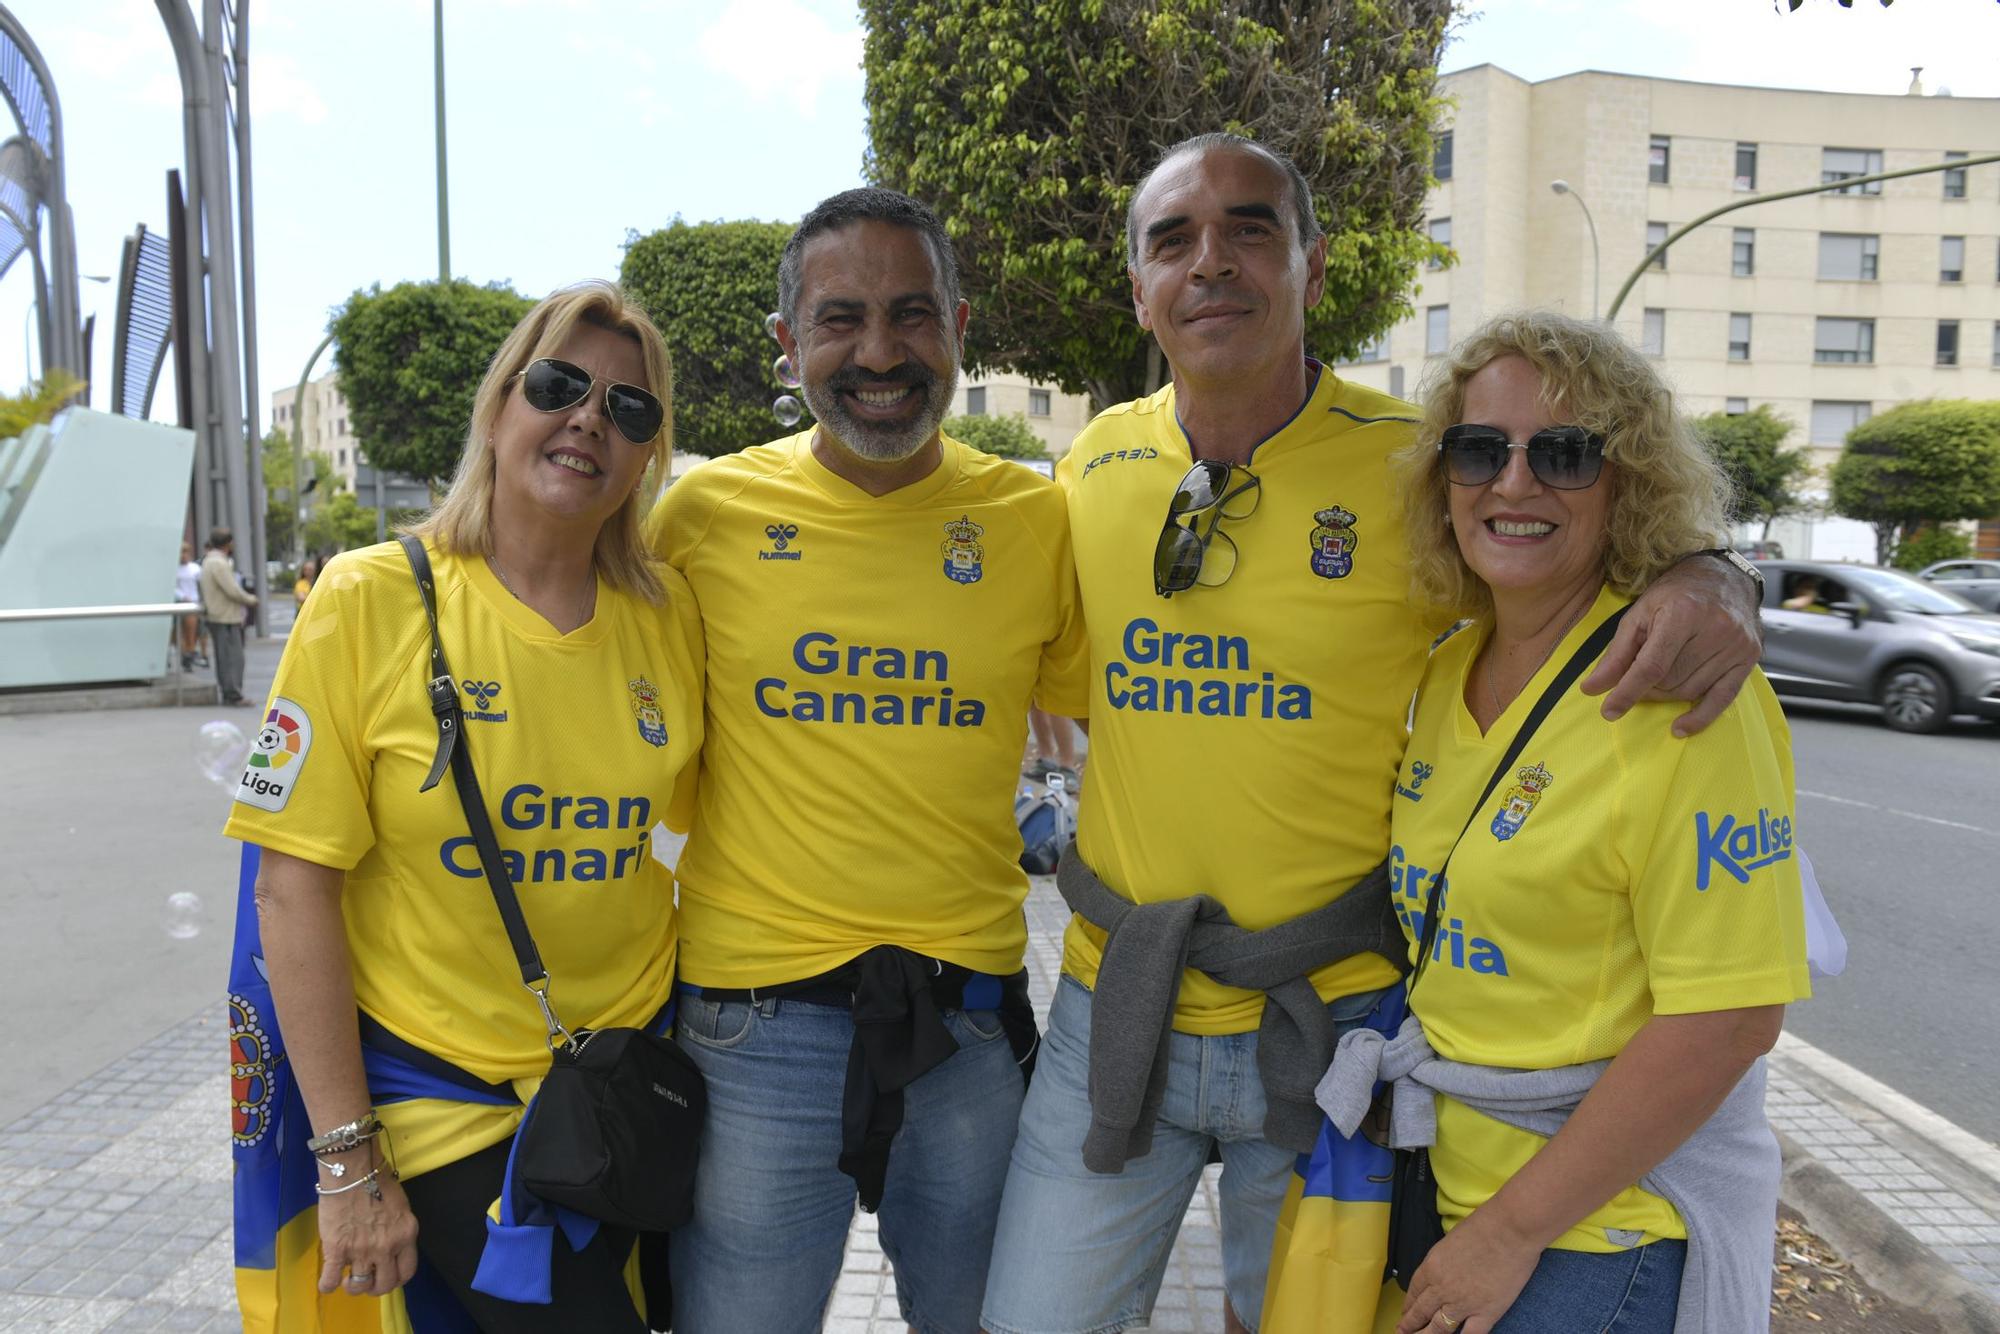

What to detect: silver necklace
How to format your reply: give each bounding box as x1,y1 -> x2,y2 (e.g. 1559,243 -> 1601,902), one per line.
487,554 -> 594,624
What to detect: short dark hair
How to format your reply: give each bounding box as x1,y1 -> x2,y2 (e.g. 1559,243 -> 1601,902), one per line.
1125,133 -> 1324,266
777,188 -> 962,329
207,526 -> 233,550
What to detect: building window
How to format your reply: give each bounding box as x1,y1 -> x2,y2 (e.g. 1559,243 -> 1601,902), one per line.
1727,397 -> 1749,415
1734,143 -> 1758,191
1427,216 -> 1451,268
1993,323 -> 2000,368
1941,236 -> 1965,283
965,386 -> 986,415
337,448 -> 348,468
1649,135 -> 1671,185
1810,401 -> 1871,445
1642,308 -> 1665,357
1937,321 -> 1959,367
1732,228 -> 1755,277
1821,147 -> 1883,195
1818,233 -> 1879,281
1355,332 -> 1389,364
1646,222 -> 1668,270
1944,151 -> 1968,199
1028,388 -> 1051,418
1729,313 -> 1752,361
1814,317 -> 1875,364
1426,305 -> 1450,355
1433,131 -> 1453,182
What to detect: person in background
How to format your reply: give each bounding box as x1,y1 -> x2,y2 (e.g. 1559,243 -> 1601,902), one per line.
200,527 -> 258,707
1026,704 -> 1083,785
294,555 -> 321,608
174,540 -> 205,671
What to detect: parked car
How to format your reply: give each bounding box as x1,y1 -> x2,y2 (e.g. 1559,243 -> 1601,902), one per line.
1734,540 -> 1785,560
1918,558 -> 2000,613
1755,560 -> 2000,733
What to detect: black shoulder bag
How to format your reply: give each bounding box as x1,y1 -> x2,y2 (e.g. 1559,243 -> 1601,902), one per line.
1387,605 -> 1628,1289
397,535 -> 705,1233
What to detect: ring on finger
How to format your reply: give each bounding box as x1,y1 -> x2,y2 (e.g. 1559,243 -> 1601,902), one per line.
1436,1313 -> 1461,1332
347,1269 -> 373,1286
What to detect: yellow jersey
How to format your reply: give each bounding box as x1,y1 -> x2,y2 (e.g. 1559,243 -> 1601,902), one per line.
222,541 -> 704,1173
646,431 -> 1089,987
1392,586 -> 1811,1251
1059,367 -> 1440,1033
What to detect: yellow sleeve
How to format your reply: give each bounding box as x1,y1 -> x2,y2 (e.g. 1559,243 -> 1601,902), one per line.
1621,680 -> 1812,1014
661,564 -> 706,834
1035,515 -> 1092,719
220,553 -> 405,870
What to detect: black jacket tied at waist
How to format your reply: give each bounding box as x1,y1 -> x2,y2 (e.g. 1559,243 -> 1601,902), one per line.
689,945 -> 1036,1212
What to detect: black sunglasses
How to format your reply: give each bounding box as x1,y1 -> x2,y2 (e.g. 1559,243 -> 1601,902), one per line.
1153,460 -> 1261,597
514,357 -> 664,446
1437,423 -> 1606,490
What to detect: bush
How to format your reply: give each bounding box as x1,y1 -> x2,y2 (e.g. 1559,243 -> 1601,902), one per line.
945,412 -> 1048,459
1891,527 -> 1974,572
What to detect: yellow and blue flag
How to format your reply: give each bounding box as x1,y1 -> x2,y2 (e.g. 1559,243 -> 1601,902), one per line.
1262,985 -> 1408,1334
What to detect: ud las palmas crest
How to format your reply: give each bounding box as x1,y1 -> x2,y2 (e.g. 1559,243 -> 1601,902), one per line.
628,676 -> 669,747
1490,761 -> 1553,842
1309,504 -> 1358,579
942,514 -> 985,584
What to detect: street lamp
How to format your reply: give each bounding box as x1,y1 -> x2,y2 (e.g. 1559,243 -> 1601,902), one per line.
1549,180 -> 1601,321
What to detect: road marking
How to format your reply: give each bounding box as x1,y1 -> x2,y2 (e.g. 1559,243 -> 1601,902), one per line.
1798,788 -> 1997,837
1774,1031 -> 2000,1188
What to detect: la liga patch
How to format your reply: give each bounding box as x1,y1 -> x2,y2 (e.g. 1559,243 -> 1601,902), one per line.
235,697 -> 312,812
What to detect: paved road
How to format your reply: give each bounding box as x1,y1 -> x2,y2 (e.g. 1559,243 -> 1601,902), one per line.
1778,699 -> 2000,1144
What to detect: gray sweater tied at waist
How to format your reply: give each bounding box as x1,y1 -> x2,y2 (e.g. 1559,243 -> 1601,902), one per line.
1055,844 -> 1407,1174
1318,1013 -> 1780,1334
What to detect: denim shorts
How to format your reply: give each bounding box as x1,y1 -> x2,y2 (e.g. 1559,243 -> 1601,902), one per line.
1494,1237 -> 1686,1332
982,974 -> 1384,1334
666,989 -> 1024,1334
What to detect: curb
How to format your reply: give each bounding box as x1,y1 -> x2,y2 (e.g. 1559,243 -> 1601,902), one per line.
1778,1129 -> 2000,1333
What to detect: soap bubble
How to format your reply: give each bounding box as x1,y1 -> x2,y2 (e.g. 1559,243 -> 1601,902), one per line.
772,354 -> 802,390
773,395 -> 804,428
195,720 -> 250,789
164,892 -> 203,940
763,311 -> 781,340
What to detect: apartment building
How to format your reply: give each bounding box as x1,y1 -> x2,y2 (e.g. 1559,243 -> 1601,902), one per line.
950,371 -> 1094,456
270,370 -> 361,492
1335,64 -> 2000,561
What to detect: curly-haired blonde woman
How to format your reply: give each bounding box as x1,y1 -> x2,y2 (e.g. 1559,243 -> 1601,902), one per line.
1371,311 -> 1810,1334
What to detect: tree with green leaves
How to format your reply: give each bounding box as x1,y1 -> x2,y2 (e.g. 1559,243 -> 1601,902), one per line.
1827,400 -> 2000,563
259,428 -> 335,561
860,0 -> 1453,409
330,280 -> 534,484
945,412 -> 1049,459
1691,406 -> 1810,539
0,371 -> 85,437
620,220 -> 806,457
1890,527 -> 1972,573
302,490 -> 387,557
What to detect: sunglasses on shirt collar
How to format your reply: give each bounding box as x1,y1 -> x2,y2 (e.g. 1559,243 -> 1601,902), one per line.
1437,423 -> 1607,490
1153,459 -> 1262,597
511,357 -> 664,446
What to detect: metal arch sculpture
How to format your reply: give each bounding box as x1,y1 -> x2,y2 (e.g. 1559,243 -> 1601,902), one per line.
0,8 -> 82,380
111,223 -> 173,419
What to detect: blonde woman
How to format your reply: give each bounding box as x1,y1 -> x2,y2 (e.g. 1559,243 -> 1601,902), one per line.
226,282 -> 703,1331
1364,312 -> 1809,1333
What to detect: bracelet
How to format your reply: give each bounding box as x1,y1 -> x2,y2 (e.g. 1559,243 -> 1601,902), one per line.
313,1167 -> 390,1199
307,1112 -> 383,1157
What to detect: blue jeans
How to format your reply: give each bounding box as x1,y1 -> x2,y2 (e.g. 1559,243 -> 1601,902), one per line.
982,975 -> 1384,1334
667,990 -> 1024,1334
1493,1239 -> 1686,1332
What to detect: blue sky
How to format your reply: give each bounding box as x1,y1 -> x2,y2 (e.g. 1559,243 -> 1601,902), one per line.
5,0 -> 1997,424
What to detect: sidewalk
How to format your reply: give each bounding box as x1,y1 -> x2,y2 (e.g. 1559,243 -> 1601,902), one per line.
4,866 -> 1999,1332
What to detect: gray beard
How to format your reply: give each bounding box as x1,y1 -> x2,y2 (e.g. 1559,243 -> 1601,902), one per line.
798,361 -> 959,463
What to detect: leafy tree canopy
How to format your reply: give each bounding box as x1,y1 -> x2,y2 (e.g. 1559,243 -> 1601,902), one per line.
1891,527 -> 1972,573
0,371 -> 86,437
621,219 -> 807,457
260,428 -> 335,561
861,0 -> 1453,408
1827,399 -> 2000,563
303,490 -> 389,557
945,412 -> 1049,459
1691,405 -> 1811,534
331,280 -> 534,484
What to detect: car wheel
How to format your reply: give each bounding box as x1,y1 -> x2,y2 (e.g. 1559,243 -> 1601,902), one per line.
1878,662 -> 1951,734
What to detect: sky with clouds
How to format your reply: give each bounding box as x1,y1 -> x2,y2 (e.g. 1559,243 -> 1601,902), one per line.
4,0 -> 1996,422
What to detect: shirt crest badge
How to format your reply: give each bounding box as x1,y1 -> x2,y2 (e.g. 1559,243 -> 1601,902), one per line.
1309,505 -> 1359,580
941,514 -> 985,584
1490,761 -> 1553,842
628,676 -> 669,747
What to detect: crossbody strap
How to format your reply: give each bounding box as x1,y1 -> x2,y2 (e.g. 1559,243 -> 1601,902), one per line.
1408,605 -> 1629,995
395,536 -> 570,1047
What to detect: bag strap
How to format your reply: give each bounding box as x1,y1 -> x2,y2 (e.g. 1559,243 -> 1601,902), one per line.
1409,605 -> 1629,995
395,536 -> 571,1048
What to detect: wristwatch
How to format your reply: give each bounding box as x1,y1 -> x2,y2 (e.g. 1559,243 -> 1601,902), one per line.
1696,547 -> 1765,600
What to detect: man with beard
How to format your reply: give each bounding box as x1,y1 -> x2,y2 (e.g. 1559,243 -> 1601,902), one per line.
979,134 -> 1764,1334
645,187 -> 1089,1333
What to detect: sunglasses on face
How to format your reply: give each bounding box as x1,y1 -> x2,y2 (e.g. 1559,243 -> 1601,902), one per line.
1153,459 -> 1261,597
513,358 -> 664,446
1437,423 -> 1607,490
